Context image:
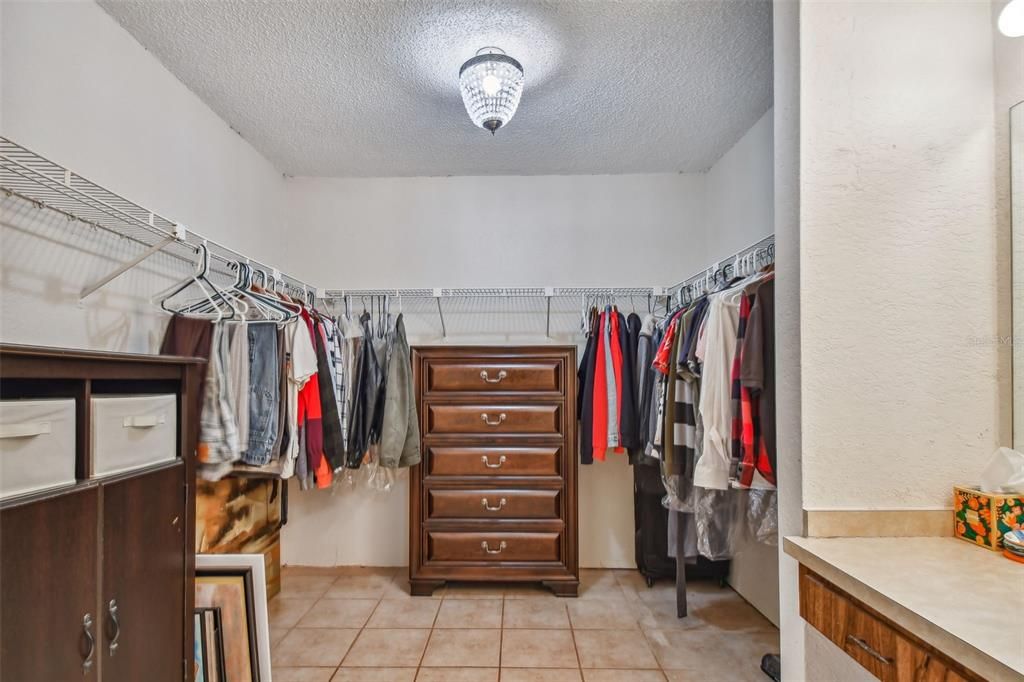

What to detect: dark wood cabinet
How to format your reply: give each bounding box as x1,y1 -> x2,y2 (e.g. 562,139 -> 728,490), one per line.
409,346 -> 579,597
0,486 -> 100,681
101,465 -> 187,681
0,345 -> 202,681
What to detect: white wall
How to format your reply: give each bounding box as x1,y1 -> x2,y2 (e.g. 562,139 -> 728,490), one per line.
800,0 -> 1000,513
281,172 -> 711,569
0,0 -> 288,352
773,0 -> 806,678
797,1 -> 1010,678
701,109 -> 781,626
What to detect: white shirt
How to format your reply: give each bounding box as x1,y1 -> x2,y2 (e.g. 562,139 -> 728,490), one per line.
694,292 -> 740,490
279,317 -> 317,479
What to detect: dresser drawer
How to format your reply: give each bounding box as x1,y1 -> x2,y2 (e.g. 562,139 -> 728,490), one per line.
427,488 -> 561,520
426,359 -> 563,395
426,404 -> 562,436
427,445 -> 562,477
427,531 -> 561,563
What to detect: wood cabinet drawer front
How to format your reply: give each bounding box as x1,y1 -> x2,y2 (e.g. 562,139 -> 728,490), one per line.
799,566 -> 843,643
427,446 -> 561,477
428,488 -> 561,520
427,360 -> 562,394
427,404 -> 562,436
427,531 -> 561,563
841,604 -> 901,682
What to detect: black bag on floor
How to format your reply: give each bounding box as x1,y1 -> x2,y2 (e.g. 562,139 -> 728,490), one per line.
633,458 -> 676,584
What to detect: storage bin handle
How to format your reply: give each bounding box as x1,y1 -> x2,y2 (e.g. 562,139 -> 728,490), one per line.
122,415 -> 166,428
0,422 -> 51,439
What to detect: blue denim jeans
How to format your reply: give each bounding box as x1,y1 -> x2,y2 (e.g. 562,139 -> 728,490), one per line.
242,323 -> 279,465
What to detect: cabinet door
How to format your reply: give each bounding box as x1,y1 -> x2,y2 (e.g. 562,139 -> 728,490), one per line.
0,487 -> 100,681
101,464 -> 186,682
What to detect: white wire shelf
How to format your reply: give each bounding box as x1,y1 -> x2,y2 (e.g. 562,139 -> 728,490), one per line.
0,136 -> 313,298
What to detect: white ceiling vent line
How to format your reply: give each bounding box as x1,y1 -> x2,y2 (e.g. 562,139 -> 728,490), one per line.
97,0 -> 772,177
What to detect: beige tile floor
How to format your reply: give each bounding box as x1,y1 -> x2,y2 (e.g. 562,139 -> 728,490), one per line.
270,566 -> 779,682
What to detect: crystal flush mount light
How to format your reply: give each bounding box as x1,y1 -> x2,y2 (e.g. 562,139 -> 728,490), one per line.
459,47 -> 525,134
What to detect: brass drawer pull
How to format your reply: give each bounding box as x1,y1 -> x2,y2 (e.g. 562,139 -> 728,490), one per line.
481,497 -> 507,512
81,613 -> 96,674
481,455 -> 506,469
846,635 -> 893,665
480,413 -> 507,426
480,369 -> 508,384
481,540 -> 507,554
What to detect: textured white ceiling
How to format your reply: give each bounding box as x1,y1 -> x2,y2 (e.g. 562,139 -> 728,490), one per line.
98,0 -> 773,177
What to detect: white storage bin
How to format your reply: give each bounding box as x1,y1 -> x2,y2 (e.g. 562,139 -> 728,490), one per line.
91,394 -> 177,477
0,399 -> 77,500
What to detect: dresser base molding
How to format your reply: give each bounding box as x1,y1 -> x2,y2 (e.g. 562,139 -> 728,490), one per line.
410,579 -> 446,597
542,580 -> 580,597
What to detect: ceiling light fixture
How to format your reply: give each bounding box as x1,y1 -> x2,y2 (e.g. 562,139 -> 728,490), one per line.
999,0 -> 1024,36
459,47 -> 525,134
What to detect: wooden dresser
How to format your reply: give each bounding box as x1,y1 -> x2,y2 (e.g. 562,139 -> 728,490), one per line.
409,346 -> 579,597
0,345 -> 202,681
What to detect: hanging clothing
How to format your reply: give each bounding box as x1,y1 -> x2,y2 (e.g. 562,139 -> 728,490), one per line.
227,322 -> 250,454
313,317 -> 345,474
379,314 -> 421,468
241,323 -> 279,466
281,315 -> 318,479
196,322 -> 241,480
578,309 -> 599,465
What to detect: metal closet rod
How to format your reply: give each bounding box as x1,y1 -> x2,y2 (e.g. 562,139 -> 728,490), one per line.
665,233 -> 775,299
0,136 -> 314,300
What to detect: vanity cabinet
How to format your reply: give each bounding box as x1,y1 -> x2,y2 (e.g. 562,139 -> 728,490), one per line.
799,565 -> 983,682
0,345 -> 202,681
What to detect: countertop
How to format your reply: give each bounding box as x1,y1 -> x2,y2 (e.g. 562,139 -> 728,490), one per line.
784,536 -> 1024,681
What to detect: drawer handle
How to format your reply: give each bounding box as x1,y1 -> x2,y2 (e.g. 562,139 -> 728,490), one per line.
481,455 -> 507,469
846,635 -> 893,666
81,613 -> 96,674
481,497 -> 507,512
122,415 -> 165,428
480,369 -> 508,384
481,540 -> 507,554
107,599 -> 120,657
480,413 -> 507,426
0,421 -> 52,439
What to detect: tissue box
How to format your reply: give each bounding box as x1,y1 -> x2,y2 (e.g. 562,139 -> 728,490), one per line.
954,485 -> 1024,551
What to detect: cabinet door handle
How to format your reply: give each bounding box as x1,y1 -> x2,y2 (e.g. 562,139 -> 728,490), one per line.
480,413 -> 507,426
480,369 -> 508,384
481,497 -> 507,512
481,540 -> 507,554
846,635 -> 893,665
481,455 -> 506,469
107,599 -> 121,657
81,613 -> 96,674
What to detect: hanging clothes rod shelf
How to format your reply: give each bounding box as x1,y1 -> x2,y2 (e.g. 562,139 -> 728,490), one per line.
0,137 -> 313,300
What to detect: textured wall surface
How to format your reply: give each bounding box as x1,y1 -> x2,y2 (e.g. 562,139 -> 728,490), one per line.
800,0 -> 1000,513
97,0 -> 773,177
